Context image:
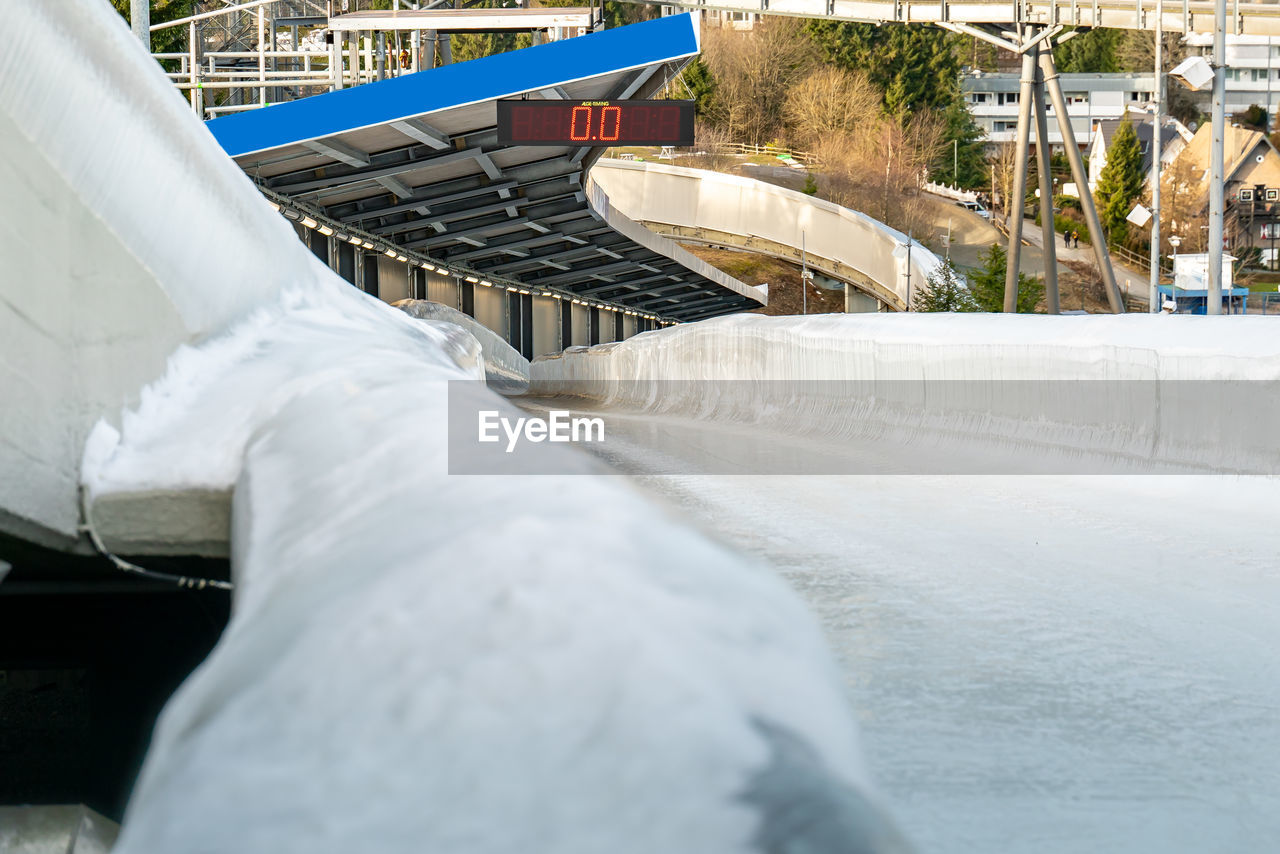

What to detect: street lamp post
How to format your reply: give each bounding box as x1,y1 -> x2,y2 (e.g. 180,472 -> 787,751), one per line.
1168,234 -> 1183,310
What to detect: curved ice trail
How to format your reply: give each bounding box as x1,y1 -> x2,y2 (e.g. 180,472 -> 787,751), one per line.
532,312 -> 1280,474
396,298 -> 531,394
2,4 -> 910,852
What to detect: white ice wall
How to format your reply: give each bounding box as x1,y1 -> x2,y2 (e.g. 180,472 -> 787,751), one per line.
589,160 -> 941,311
395,299 -> 529,392
531,312 -> 1280,473
0,3 -> 332,548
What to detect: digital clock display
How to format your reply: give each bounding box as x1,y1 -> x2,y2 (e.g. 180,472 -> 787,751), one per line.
496,100 -> 695,147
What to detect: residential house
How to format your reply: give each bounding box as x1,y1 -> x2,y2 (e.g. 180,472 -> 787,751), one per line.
1087,110 -> 1194,190
1162,122 -> 1280,257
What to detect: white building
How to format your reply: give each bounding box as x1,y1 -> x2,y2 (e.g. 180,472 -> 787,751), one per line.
1184,34 -> 1280,126
963,71 -> 1157,148
1087,109 -> 1193,189
661,6 -> 758,29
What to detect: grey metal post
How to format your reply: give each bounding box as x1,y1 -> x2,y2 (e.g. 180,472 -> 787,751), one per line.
331,28 -> 344,90
348,32 -> 359,85
131,0 -> 150,48
1033,41 -> 1060,314
801,231 -> 808,315
376,31 -> 386,81
1040,45 -> 1126,313
1004,45 -> 1038,313
1151,0 -> 1164,312
1208,0 -> 1227,314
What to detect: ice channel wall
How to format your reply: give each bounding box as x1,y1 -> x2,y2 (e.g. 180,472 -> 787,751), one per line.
0,4 -> 335,549
531,312 -> 1280,473
588,159 -> 941,311
395,299 -> 530,393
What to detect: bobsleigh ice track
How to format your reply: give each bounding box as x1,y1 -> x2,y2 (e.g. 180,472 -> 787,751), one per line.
2,5 -> 908,853
590,159 -> 941,310
4,3 -> 1280,853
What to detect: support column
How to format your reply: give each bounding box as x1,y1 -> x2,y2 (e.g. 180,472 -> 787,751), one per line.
348,33 -> 359,85
1208,0 -> 1227,314
131,0 -> 150,49
1004,44 -> 1037,313
1033,41 -> 1060,314
1150,0 -> 1164,312
257,7 -> 266,106
331,30 -> 344,90
424,30 -> 437,68
376,31 -> 386,81
1040,45 -> 1125,313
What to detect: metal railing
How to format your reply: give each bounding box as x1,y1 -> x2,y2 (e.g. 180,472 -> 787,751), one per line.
151,0 -> 336,118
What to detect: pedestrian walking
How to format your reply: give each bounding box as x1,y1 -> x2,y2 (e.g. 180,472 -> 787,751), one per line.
1063,225 -> 1071,247
1071,230 -> 1079,249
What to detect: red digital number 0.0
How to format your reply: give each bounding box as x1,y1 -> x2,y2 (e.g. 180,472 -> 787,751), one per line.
569,106 -> 591,142
599,106 -> 622,142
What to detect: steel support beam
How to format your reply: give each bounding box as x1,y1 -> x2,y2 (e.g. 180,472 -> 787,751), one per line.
579,274 -> 684,297
1004,42 -> 1037,313
1208,0 -> 1226,314
528,259 -> 653,286
272,147 -> 484,194
1033,41 -> 1060,314
1040,44 -> 1125,313
132,0 -> 150,47
370,196 -> 537,236
1150,0 -> 1165,312
337,180 -> 519,222
389,118 -> 452,150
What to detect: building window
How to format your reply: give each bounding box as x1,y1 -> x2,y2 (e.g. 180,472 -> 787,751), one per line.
998,92 -> 1019,106
971,93 -> 988,104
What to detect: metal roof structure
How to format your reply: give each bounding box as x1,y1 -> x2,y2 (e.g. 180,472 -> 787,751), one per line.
326,7 -> 601,34
206,13 -> 764,322
650,0 -> 1280,36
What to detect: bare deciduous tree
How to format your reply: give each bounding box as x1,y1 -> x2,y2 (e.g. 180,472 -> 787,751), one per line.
783,67 -> 881,149
701,18 -> 815,146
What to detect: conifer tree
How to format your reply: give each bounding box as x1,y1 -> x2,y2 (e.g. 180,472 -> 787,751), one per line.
967,243 -> 1044,313
1094,117 -> 1146,246
912,260 -> 978,312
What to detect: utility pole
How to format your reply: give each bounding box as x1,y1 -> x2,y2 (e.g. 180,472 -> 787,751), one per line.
1208,0 -> 1227,314
905,230 -> 913,310
131,0 -> 149,48
801,230 -> 808,315
1150,0 -> 1164,313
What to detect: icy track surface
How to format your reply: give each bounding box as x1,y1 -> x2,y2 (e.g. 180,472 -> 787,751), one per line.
524,311 -> 1280,852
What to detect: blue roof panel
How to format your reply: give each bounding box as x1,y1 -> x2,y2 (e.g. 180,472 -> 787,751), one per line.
208,13 -> 700,157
